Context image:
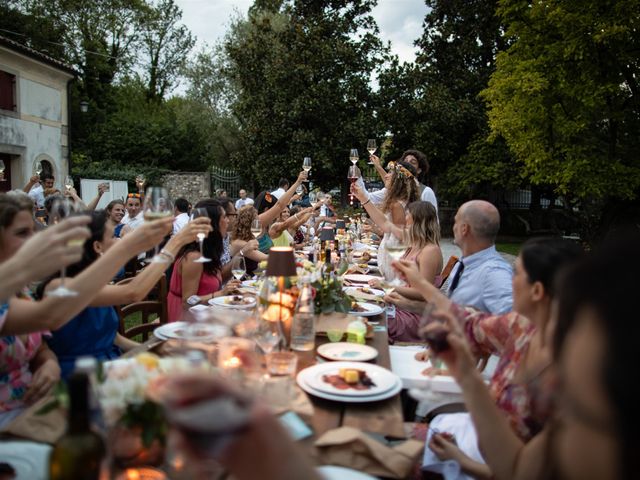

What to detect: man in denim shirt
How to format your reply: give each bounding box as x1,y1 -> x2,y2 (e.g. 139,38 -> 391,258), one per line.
447,200 -> 513,314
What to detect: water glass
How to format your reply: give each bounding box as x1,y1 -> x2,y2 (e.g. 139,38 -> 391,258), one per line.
290,312 -> 315,351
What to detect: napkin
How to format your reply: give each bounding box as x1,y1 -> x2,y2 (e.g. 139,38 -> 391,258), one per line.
1,395 -> 65,444
316,313 -> 373,339
271,384 -> 314,419
315,426 -> 424,479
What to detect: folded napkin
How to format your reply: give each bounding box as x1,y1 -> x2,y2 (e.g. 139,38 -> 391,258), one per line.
315,426 -> 424,479
1,395 -> 65,444
271,384 -> 314,419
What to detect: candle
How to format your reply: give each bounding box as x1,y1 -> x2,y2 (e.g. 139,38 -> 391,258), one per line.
116,468 -> 167,480
223,356 -> 241,368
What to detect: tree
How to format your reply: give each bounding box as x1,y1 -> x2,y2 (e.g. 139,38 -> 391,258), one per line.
223,0 -> 388,191
483,0 -> 640,201
138,0 -> 195,102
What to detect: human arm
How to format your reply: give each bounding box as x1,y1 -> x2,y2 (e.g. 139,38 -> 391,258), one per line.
0,216 -> 90,302
369,154 -> 387,181
1,219 -> 173,335
114,333 -> 140,352
23,343 -> 60,404
63,186 -> 87,208
85,183 -> 108,211
351,183 -> 404,237
258,171 -> 307,227
428,434 -> 494,479
269,207 -> 314,238
23,175 -> 39,193
381,245 -> 442,300
231,240 -> 268,263
221,239 -> 260,281
392,259 -> 453,311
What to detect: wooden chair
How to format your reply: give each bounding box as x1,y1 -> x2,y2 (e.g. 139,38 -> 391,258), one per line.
118,301 -> 163,342
115,276 -> 168,325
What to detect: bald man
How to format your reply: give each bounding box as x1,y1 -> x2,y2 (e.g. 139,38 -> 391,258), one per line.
447,200 -> 513,313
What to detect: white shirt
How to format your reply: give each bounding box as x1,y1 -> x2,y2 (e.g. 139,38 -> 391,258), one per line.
122,211 -> 144,230
28,184 -> 45,208
270,188 -> 286,200
235,197 -> 254,210
172,212 -> 189,236
357,178 -> 439,215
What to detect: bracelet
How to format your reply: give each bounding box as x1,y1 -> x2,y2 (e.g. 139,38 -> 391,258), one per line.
159,249 -> 175,263
362,199 -> 371,206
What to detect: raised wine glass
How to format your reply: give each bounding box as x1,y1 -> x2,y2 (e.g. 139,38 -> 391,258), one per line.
34,161 -> 43,176
385,230 -> 409,286
296,184 -> 304,196
143,187 -> 173,263
347,165 -> 359,206
64,175 -> 74,192
253,318 -> 284,355
251,218 -> 262,239
367,139 -> 377,165
0,160 -> 5,182
47,198 -> 81,297
135,174 -> 146,191
349,148 -> 359,166
231,255 -> 246,281
191,207 -> 211,263
302,157 -> 312,172
308,191 -> 318,208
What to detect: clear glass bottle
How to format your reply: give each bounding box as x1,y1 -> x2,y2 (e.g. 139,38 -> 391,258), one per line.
291,280 -> 315,351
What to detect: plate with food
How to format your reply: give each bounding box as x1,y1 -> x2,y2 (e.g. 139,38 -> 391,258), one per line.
153,322 -> 229,343
297,362 -> 401,401
343,286 -> 385,299
343,274 -> 383,285
348,301 -> 385,317
317,342 -> 378,362
241,279 -> 260,289
209,295 -> 257,309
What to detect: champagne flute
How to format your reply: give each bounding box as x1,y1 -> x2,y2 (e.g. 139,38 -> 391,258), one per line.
347,165 -> 359,206
367,139 -> 377,165
64,175 -> 74,192
47,198 -> 80,297
34,161 -> 43,176
349,148 -> 359,166
302,157 -> 311,172
386,231 -> 408,286
143,187 -> 173,263
231,255 -> 246,281
251,218 -> 262,238
191,207 -> 212,263
0,160 -> 5,182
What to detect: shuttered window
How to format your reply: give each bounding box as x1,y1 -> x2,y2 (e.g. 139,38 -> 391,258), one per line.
0,71 -> 17,112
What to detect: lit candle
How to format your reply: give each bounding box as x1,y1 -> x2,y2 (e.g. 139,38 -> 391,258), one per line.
223,356 -> 241,369
116,468 -> 167,480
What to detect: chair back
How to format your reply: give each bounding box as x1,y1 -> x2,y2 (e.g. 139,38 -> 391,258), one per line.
118,301 -> 163,342
438,255 -> 459,290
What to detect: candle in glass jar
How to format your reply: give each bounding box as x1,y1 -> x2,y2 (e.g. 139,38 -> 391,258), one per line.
116,468 -> 167,480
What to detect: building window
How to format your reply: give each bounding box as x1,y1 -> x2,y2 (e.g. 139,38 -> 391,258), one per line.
0,71 -> 17,112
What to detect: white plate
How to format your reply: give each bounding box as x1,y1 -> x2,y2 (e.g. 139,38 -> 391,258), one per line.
0,441 -> 51,480
317,342 -> 378,362
343,274 -> 383,284
343,286 -> 385,298
300,361 -> 399,397
348,302 -> 385,317
153,321 -> 229,342
241,279 -> 260,289
317,465 -> 378,480
208,295 -> 256,309
298,368 -> 402,403
389,345 -> 462,394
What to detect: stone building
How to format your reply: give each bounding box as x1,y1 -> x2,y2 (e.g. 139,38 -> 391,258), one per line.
0,35 -> 75,193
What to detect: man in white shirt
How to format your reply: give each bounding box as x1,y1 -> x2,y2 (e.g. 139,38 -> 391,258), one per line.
172,197 -> 190,235
121,193 -> 144,233
23,173 -> 55,209
270,178 -> 289,200
235,189 -> 254,210
358,149 -> 438,214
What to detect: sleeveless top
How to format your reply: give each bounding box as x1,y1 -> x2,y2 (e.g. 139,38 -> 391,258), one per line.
258,234 -> 274,254
114,223 -> 125,238
272,229 -> 294,248
167,255 -> 222,322
378,202 -> 406,281
47,306 -> 121,379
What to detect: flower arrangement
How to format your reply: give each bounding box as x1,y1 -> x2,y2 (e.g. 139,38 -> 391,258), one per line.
311,273 -> 353,314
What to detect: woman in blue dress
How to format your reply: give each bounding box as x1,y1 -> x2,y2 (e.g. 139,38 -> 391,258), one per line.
41,210 -> 211,378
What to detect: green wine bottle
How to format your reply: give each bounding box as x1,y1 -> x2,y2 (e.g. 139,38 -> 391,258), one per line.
49,372 -> 106,480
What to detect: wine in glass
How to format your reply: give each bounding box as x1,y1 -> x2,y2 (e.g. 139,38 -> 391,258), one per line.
367,139 -> 377,165
231,255 -> 246,281
47,198 -> 80,297
296,185 -> 304,196
191,207 -> 212,263
347,165 -> 359,206
308,191 -> 317,208
34,161 -> 43,176
302,157 -> 312,172
349,148 -> 359,165
386,231 -> 409,286
64,175 -> 74,192
251,218 -> 262,238
143,187 -> 173,263
135,174 -> 146,191
0,160 -> 5,182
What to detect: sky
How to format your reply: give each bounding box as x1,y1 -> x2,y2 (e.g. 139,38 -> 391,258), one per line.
173,0 -> 429,63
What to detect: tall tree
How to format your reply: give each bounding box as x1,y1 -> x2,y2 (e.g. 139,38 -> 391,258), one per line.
139,0 -> 195,102
223,0 -> 388,191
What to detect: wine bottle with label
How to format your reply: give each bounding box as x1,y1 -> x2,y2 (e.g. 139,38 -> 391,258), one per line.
49,372 -> 107,480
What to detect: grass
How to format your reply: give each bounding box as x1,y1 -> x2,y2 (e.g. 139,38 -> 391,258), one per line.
122,311 -> 158,343
495,242 -> 523,256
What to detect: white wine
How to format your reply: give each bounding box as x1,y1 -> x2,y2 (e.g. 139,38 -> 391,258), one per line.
303,165 -> 312,172
232,269 -> 245,280
67,238 -> 85,247
144,211 -> 172,222
350,156 -> 358,165
196,232 -> 206,241
368,148 -> 376,155
251,228 -> 262,238
49,373 -> 106,480
386,245 -> 407,260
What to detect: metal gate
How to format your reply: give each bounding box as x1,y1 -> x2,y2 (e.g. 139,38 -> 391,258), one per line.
211,165 -> 240,198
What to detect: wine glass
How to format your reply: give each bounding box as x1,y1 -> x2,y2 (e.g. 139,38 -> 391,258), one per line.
251,218 -> 262,238
347,165 -> 359,206
143,187 -> 173,263
367,139 -> 377,165
296,185 -> 304,196
349,148 -> 359,165
302,157 -> 311,172
34,161 -> 43,176
386,231 -> 409,286
0,160 -> 5,182
47,198 -> 81,297
64,175 -> 74,192
231,255 -> 246,281
191,207 -> 211,263
253,319 -> 284,355
308,191 -> 317,208
135,174 -> 146,191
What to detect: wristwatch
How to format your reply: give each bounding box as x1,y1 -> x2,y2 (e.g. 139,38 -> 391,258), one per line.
187,295 -> 202,306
